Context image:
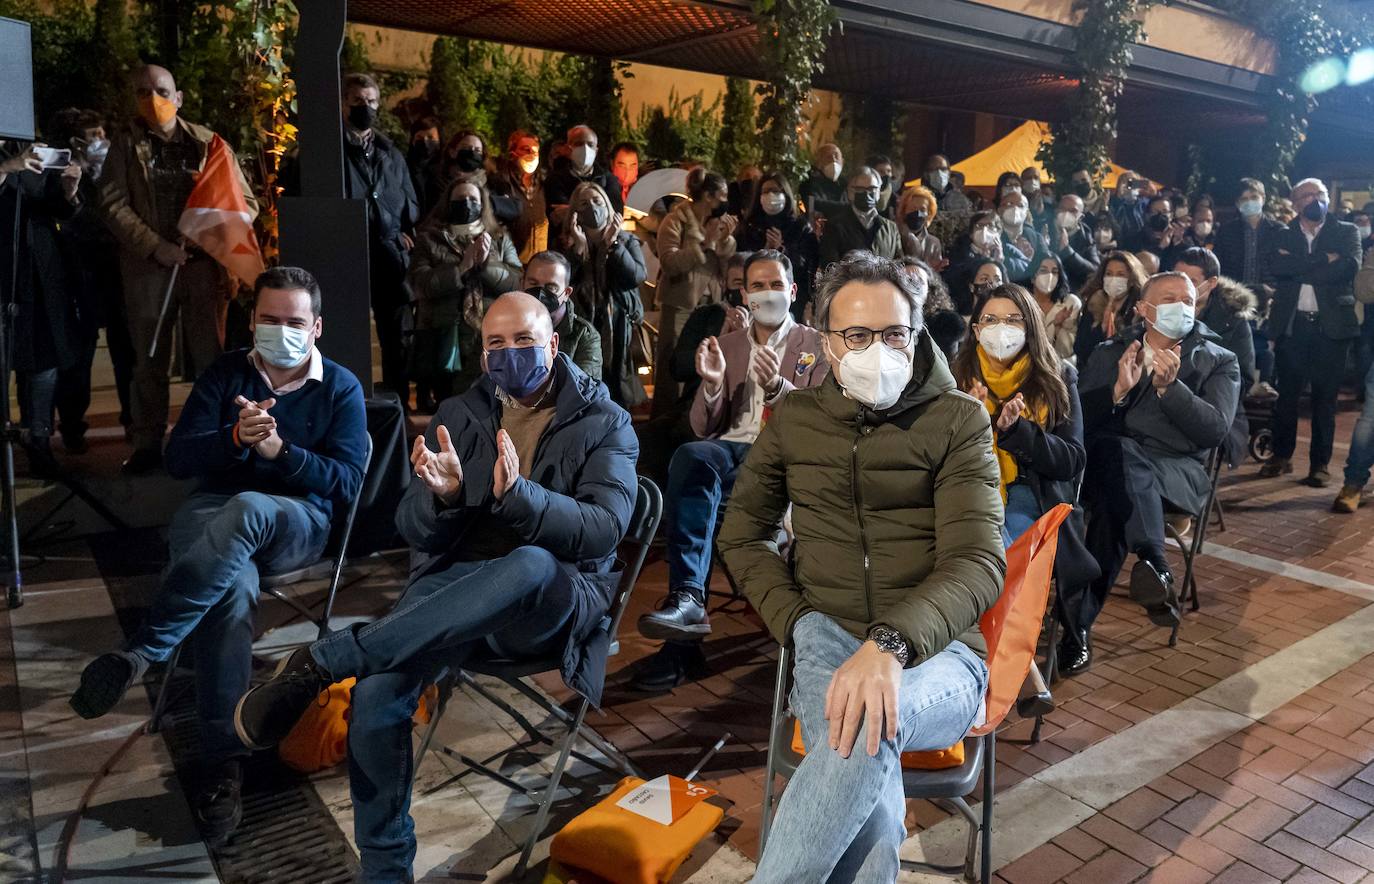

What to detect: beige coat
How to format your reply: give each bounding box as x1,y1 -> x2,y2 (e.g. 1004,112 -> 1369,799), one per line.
655,200 -> 736,310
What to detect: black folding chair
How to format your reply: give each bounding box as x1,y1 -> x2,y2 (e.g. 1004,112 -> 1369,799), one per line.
1164,446 -> 1225,647
411,476 -> 664,879
759,646 -> 995,882
148,437 -> 373,733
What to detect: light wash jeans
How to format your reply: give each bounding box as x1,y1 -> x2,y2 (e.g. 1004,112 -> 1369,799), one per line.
754,612 -> 988,884
1345,360 -> 1374,489
1001,481 -> 1041,549
129,491 -> 329,759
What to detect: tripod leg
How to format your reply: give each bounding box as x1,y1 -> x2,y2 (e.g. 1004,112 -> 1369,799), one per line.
4,437 -> 20,609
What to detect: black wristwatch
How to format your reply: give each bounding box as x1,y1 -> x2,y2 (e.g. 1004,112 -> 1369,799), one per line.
867,624 -> 912,667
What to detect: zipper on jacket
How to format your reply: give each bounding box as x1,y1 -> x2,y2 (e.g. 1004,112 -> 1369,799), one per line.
851,408 -> 874,624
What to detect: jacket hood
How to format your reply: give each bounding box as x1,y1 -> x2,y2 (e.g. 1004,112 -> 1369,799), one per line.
819,328 -> 955,425
1211,276 -> 1258,320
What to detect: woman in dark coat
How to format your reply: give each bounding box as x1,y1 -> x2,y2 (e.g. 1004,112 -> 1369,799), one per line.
561,181 -> 648,409
0,150 -> 84,474
737,171 -> 818,321
950,282 -> 1099,643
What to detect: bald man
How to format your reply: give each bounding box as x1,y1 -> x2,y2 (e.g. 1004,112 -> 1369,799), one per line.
542,123 -> 624,221
800,141 -> 846,215
101,64 -> 259,474
233,292 -> 638,881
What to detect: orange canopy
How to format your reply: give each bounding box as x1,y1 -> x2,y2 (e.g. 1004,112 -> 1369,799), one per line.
934,121 -> 1156,190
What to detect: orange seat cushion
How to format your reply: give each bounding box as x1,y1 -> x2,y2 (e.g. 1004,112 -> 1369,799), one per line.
790,720 -> 965,769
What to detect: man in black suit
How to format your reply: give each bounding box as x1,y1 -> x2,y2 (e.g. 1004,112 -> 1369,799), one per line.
1051,193 -> 1101,289
1259,178 -> 1363,486
1214,178 -> 1286,295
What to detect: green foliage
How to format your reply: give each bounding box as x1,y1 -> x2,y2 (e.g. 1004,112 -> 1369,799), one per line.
715,77 -> 759,175
836,92 -> 907,169
753,0 -> 837,182
1037,0 -> 1160,187
0,0 -> 95,133
626,89 -> 722,168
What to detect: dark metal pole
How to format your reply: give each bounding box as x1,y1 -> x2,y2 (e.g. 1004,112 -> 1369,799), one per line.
5,183 -> 22,608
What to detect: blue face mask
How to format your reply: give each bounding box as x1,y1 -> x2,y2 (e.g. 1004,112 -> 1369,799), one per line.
1237,198 -> 1263,218
485,345 -> 550,398
254,323 -> 313,368
1150,301 -> 1195,340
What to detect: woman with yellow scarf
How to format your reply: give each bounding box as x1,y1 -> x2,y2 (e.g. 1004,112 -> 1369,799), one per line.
951,283 -> 1086,550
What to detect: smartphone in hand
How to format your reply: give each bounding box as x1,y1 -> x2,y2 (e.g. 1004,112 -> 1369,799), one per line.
33,147 -> 71,169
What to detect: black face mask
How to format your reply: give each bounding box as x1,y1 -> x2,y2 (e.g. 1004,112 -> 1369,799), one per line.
1072,180 -> 1092,199
972,281 -> 995,298
527,284 -> 563,314
880,175 -> 892,193
1148,212 -> 1171,232
455,147 -> 484,173
347,103 -> 377,131
447,197 -> 482,225
409,140 -> 437,162
852,192 -> 878,212
709,202 -> 729,219
904,210 -> 928,231
724,288 -> 744,308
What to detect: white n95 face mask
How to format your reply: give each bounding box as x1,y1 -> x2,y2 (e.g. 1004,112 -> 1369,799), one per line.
748,290 -> 791,327
978,325 -> 1026,361
571,145 -> 596,169
838,341 -> 913,411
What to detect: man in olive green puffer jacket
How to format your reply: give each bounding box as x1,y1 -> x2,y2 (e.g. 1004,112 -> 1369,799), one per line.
719,253 -> 1005,882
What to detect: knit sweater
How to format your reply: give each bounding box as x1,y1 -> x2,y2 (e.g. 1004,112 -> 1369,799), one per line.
165,349 -> 369,519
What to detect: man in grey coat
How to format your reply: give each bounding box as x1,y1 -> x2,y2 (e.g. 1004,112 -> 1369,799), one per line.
1058,272 -> 1239,673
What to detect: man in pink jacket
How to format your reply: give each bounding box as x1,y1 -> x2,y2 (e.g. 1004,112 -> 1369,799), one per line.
639,249 -> 827,641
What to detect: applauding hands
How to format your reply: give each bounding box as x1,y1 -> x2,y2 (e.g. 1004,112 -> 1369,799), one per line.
411,425 -> 523,503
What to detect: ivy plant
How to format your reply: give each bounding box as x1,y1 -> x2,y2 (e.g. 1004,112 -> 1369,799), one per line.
753,0 -> 837,182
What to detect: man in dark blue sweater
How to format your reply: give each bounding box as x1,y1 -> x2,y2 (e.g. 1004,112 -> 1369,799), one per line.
69,266 -> 368,845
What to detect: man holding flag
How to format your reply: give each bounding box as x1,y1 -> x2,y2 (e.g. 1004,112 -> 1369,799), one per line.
101,64 -> 261,474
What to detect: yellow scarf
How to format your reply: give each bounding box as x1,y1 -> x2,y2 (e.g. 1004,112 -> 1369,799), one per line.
977,348 -> 1049,501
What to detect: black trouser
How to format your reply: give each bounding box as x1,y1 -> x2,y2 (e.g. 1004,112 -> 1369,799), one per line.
369,251 -> 409,398
1060,435 -> 1167,637
1273,314 -> 1352,470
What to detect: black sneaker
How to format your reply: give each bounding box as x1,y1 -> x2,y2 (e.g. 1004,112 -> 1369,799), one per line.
637,589 -> 711,641
193,759 -> 242,848
1129,559 -> 1180,628
121,447 -> 163,476
233,647 -> 331,750
71,651 -> 149,719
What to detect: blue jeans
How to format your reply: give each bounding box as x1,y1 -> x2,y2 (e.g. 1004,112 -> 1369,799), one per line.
310,546 -> 579,882
1345,361 -> 1374,488
755,613 -> 988,884
1000,482 -> 1041,549
129,491 -> 329,759
665,439 -> 751,595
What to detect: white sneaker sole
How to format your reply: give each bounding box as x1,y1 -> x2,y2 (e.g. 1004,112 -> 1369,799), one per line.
232,650 -> 300,751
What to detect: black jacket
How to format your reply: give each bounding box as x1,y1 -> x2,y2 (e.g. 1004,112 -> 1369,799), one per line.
1079,323 -> 1240,511
395,355 -> 638,705
1266,217 -> 1362,341
818,209 -> 901,265
0,172 -> 81,373
1214,216 -> 1286,290
1056,223 -> 1101,290
799,169 -> 846,216
569,232 -> 648,408
738,213 -> 819,308
997,363 -> 1098,587
542,160 -> 624,219
1200,277 -> 1258,466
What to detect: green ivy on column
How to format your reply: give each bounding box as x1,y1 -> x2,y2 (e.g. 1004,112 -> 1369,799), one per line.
753,0 -> 836,183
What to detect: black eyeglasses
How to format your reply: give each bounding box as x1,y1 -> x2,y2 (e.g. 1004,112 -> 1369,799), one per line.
826,325 -> 914,351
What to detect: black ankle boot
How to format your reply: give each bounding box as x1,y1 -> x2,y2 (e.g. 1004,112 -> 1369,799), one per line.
1057,628 -> 1092,678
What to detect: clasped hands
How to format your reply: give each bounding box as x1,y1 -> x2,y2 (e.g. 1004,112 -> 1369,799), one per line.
1113,340 -> 1180,402
410,425 -> 520,504
966,381 -> 1027,431
234,395 -> 284,460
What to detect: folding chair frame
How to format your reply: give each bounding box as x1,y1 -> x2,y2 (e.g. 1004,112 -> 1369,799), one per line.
411,476 -> 664,880
1165,446 -> 1224,648
759,646 -> 995,883
148,437 -> 374,734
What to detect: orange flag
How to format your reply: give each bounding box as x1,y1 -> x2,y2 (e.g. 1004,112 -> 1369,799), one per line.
177,134 -> 265,286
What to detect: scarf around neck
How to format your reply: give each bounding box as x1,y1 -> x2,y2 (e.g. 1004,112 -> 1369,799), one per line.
977,347 -> 1049,501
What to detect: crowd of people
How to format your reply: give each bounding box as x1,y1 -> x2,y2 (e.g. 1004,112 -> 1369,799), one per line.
3,62 -> 1372,881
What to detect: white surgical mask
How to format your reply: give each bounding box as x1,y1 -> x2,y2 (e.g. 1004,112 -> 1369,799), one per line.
1057,211 -> 1079,230
1238,198 -> 1263,218
1034,272 -> 1057,294
1001,207 -> 1027,226
748,289 -> 791,327
926,170 -> 949,191
1360,225 -> 1373,241
518,154 -> 539,174
1150,301 -> 1195,339
972,227 -> 997,247
1095,229 -> 1113,245
823,161 -> 842,182
1023,179 -> 1040,195
1103,276 -> 1129,298
571,145 -> 596,170
760,193 -> 787,216
254,323 -> 314,369
837,340 -> 913,411
978,325 -> 1026,362
1193,221 -> 1213,237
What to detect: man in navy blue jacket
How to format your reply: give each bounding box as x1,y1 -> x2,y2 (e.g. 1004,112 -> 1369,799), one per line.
232,291 -> 638,881
70,266 -> 368,844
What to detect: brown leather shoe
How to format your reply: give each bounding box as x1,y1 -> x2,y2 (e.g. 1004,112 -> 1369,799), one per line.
1333,485 -> 1363,514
